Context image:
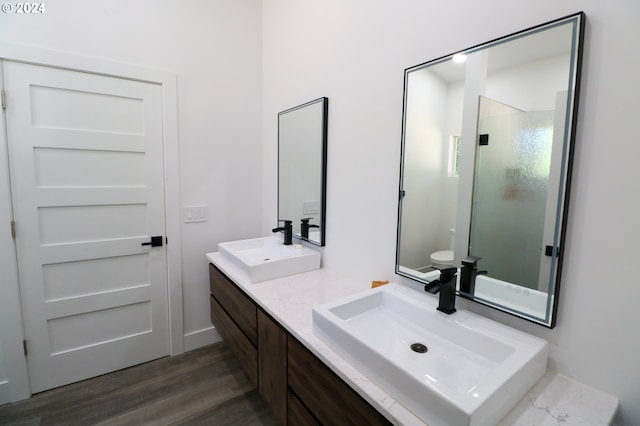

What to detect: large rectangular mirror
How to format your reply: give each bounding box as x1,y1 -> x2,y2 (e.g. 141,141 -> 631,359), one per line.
396,13 -> 584,327
278,97 -> 328,246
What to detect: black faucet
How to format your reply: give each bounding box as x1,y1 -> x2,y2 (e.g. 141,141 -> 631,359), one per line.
460,256 -> 487,296
272,220 -> 293,245
300,218 -> 319,239
424,266 -> 458,314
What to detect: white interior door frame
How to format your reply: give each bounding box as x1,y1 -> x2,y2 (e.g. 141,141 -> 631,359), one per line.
0,61 -> 29,404
0,42 -> 184,402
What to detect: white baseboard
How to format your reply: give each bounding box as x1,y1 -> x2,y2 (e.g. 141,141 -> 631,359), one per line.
183,326 -> 222,352
0,380 -> 10,406
0,328 -> 223,406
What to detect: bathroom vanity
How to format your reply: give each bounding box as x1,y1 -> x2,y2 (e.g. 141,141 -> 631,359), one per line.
208,261 -> 389,425
206,251 -> 618,425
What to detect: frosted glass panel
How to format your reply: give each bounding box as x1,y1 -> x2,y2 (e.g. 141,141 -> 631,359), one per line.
470,97 -> 554,289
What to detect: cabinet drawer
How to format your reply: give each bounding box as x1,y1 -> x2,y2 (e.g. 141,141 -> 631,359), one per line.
210,295 -> 258,387
258,309 -> 288,425
288,389 -> 320,425
288,337 -> 391,425
209,264 -> 257,345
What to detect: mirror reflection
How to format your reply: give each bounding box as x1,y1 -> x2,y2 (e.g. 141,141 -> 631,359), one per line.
278,97 -> 328,246
396,13 -> 584,327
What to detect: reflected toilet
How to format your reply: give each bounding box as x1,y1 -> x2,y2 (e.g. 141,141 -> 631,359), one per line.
430,228 -> 455,267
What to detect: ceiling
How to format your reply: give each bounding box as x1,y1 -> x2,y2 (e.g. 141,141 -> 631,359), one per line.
418,21 -> 574,84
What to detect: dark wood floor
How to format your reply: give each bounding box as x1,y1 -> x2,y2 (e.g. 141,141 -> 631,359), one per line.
0,342 -> 279,426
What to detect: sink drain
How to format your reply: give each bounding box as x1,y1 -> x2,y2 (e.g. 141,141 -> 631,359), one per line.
410,343 -> 428,353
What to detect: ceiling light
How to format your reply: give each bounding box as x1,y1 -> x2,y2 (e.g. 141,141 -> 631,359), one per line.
452,54 -> 467,63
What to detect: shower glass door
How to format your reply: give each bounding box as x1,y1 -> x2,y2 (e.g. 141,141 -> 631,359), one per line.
469,96 -> 554,290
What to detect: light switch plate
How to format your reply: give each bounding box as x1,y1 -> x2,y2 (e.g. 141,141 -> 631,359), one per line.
183,206 -> 208,223
303,201 -> 320,215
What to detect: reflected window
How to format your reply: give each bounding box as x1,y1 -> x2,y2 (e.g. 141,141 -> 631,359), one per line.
449,135 -> 462,177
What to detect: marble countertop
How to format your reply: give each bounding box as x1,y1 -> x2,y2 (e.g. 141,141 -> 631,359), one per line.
206,252 -> 619,425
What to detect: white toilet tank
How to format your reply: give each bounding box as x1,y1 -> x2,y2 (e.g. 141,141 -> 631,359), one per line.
430,228 -> 455,266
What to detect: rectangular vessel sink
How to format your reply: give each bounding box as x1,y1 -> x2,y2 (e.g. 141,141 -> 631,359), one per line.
399,267 -> 552,319
218,236 -> 320,283
312,283 -> 548,426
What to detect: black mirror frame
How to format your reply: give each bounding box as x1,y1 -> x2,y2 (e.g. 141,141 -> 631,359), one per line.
277,97 -> 329,247
395,12 -> 585,328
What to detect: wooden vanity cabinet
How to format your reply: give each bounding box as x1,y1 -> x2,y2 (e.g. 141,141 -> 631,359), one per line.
287,337 -> 391,425
209,264 -> 287,422
257,309 -> 288,424
287,390 -> 320,425
209,263 -> 391,426
209,264 -> 258,386
209,264 -> 257,344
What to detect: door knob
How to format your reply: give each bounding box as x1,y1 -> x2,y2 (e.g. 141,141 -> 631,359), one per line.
141,236 -> 163,247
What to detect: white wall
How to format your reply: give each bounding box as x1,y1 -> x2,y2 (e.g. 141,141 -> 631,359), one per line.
399,69 -> 447,269
0,337 -> 7,404
0,293 -> 8,403
440,82 -> 464,246
262,1 -> 640,425
1,1 -> 639,423
0,0 -> 263,358
487,55 -> 571,111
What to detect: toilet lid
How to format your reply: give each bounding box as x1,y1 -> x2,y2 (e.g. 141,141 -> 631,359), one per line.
430,250 -> 454,264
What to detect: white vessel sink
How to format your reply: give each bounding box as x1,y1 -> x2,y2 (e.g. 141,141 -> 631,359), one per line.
399,266 -> 552,324
312,283 -> 547,426
474,274 -> 552,319
218,236 -> 320,283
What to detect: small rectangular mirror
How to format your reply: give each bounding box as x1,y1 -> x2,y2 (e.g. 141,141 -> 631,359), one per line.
278,97 -> 328,246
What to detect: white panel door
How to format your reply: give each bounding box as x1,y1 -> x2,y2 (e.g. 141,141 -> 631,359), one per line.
3,61 -> 169,393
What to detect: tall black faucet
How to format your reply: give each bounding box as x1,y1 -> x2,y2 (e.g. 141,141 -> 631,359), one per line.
300,218 -> 319,239
460,256 -> 487,296
424,266 -> 458,314
272,220 -> 293,245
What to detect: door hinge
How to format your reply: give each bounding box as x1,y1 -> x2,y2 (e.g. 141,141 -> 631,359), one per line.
545,245 -> 560,257
23,340 -> 28,356
1,90 -> 6,110
11,220 -> 16,239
